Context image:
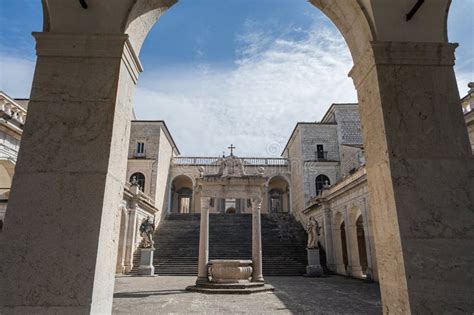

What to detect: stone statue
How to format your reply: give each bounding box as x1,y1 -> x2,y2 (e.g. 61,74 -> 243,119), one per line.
139,216 -> 155,248
306,217 -> 320,249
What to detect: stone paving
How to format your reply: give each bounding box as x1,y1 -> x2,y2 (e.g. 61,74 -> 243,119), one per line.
113,276 -> 382,314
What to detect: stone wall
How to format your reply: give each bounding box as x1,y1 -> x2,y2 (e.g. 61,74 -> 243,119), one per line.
339,145 -> 364,177
303,162 -> 339,202
154,126 -> 174,223
465,111 -> 474,153
301,168 -> 378,282
333,105 -> 363,145
286,129 -> 305,219
127,122 -> 162,201
300,124 -> 339,161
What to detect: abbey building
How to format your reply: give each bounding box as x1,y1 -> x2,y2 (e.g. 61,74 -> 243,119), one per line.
1,83 -> 473,280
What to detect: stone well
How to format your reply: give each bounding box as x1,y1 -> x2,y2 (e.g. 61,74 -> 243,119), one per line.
208,260 -> 253,284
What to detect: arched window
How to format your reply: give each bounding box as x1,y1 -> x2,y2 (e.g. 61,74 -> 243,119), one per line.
129,172 -> 145,192
315,175 -> 330,196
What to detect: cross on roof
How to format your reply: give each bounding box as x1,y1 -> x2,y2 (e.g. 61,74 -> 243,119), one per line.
228,144 -> 236,156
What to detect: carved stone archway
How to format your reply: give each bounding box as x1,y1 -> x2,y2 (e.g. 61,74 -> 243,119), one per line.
1,1 -> 472,313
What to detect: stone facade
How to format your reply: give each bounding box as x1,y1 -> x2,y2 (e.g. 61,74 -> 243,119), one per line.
1,81 -> 473,311
0,92 -> 27,226
167,158 -> 291,215
461,83 -> 474,153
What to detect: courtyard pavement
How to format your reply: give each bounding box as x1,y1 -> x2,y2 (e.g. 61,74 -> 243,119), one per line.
113,276 -> 382,314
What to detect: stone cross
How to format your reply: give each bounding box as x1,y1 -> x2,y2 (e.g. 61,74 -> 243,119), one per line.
228,144 -> 236,156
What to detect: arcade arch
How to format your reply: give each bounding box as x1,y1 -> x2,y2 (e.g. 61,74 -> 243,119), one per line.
2,1 -> 472,314
267,176 -> 290,213
170,175 -> 194,214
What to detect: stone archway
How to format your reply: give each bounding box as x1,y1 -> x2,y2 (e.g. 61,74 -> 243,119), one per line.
170,175 -> 194,214
1,1 -> 472,314
267,176 -> 290,213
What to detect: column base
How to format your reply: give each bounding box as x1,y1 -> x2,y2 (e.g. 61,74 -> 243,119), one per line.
251,276 -> 265,282
195,276 -> 209,285
186,282 -> 274,295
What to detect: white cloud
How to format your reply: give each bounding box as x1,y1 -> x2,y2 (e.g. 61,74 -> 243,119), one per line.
135,21 -> 356,156
0,54 -> 35,98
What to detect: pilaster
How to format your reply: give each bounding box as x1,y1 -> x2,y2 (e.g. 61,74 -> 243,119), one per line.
350,41 -> 474,313
0,32 -> 141,314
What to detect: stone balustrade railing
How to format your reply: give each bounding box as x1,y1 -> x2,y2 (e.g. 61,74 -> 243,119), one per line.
173,156 -> 289,166
0,92 -> 27,126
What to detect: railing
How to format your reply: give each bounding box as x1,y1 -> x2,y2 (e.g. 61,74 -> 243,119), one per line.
315,151 -> 329,161
172,156 -> 289,166
0,93 -> 27,125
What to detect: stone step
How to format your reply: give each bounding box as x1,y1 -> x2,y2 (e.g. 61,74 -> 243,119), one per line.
131,213 -> 307,276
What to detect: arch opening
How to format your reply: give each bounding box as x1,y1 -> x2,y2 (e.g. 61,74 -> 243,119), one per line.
356,215 -> 369,276
170,175 -> 194,214
340,221 -> 349,272
129,172 -> 146,192
315,174 -> 330,196
268,176 -> 290,213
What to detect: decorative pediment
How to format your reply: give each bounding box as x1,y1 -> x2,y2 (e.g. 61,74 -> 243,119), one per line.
217,155 -> 246,177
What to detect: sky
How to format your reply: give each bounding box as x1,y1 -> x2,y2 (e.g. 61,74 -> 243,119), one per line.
0,1 -> 473,157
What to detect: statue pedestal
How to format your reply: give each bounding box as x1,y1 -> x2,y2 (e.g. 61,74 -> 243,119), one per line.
138,248 -> 156,276
305,248 -> 323,277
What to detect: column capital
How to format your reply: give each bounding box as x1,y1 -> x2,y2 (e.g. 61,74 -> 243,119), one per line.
33,32 -> 143,84
350,41 -> 458,88
200,196 -> 211,210
251,197 -> 263,207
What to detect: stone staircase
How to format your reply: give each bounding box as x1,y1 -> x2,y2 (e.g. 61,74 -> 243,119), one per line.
131,213 -> 307,276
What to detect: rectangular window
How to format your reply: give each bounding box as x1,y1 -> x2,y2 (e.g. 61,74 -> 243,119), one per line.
316,144 -> 325,159
136,142 -> 145,155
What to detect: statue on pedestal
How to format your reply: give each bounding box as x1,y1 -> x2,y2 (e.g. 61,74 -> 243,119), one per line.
306,216 -> 320,249
139,216 -> 155,248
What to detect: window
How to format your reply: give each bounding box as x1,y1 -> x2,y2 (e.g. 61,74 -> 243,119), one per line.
136,142 -> 145,156
315,175 -> 330,196
316,144 -> 326,160
129,172 -> 145,192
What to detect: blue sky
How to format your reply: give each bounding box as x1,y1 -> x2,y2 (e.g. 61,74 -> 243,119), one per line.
0,1 -> 473,156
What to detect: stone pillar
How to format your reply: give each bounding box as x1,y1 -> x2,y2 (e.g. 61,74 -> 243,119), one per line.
251,197 -> 264,282
116,206 -> 129,274
350,41 -> 474,313
196,197 -> 211,284
361,199 -> 375,281
347,216 -> 363,278
322,208 -> 334,269
0,33 -> 141,314
124,191 -> 139,273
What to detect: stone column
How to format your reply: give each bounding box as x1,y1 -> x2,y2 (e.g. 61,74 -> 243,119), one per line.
124,191 -> 139,273
196,197 -> 211,284
322,208 -> 334,269
347,222 -> 363,278
0,33 -> 141,314
251,197 -> 264,282
350,41 -> 474,313
332,220 -> 345,275
116,206 -> 129,274
361,199 -> 375,281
